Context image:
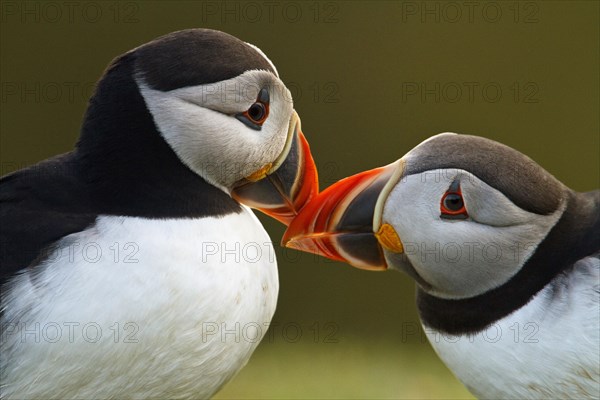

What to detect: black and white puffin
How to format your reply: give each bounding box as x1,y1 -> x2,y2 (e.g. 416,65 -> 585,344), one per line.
0,29 -> 318,399
283,133 -> 599,399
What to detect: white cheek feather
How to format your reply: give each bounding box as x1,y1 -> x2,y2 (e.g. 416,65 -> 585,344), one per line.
1,208 -> 279,399
461,175 -> 550,227
137,70 -> 293,191
383,170 -> 563,299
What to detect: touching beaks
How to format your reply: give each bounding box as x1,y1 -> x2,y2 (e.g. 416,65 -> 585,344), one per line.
231,111 -> 319,225
281,159 -> 405,270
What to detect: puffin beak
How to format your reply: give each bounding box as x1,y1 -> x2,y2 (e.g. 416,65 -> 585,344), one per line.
231,111 -> 319,225
282,160 -> 405,270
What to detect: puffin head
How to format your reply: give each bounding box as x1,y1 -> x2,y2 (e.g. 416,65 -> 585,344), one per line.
78,29 -> 317,223
283,133 -> 570,299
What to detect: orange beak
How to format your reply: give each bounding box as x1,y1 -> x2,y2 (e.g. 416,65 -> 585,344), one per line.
231,111 -> 319,225
282,160 -> 405,270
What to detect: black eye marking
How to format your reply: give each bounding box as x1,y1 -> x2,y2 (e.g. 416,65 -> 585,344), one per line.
257,87 -> 269,104
440,180 -> 468,220
235,88 -> 270,130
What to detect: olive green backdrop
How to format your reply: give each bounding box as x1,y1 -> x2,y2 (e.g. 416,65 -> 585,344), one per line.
1,1 -> 598,398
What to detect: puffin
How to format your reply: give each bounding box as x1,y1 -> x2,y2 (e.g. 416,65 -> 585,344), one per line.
0,29 -> 318,399
283,133 -> 599,399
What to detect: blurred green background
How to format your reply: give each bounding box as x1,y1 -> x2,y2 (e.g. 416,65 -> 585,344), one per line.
1,1 -> 598,398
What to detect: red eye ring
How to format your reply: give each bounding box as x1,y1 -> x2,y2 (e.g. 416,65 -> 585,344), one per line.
440,187 -> 468,219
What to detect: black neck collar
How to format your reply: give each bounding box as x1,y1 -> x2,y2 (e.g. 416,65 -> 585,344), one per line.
417,190 -> 600,335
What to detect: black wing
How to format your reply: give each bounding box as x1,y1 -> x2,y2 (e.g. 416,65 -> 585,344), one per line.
0,153 -> 97,280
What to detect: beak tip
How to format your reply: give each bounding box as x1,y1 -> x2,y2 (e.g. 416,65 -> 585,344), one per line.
280,233 -> 296,249
278,161 -> 404,271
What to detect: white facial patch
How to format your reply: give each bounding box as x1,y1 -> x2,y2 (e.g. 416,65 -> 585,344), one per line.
382,168 -> 564,299
137,70 -> 294,192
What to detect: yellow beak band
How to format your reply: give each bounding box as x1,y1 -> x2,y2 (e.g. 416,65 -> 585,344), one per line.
246,163 -> 273,182
375,223 -> 404,253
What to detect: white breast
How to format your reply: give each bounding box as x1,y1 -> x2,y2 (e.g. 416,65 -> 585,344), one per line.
1,207 -> 279,399
424,256 -> 599,399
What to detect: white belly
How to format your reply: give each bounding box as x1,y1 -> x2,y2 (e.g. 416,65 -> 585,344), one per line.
1,207 -> 279,399
425,257 -> 599,399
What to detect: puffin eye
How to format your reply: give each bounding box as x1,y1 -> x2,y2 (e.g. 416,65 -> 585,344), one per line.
440,181 -> 468,220
247,102 -> 267,123
235,88 -> 270,130
443,193 -> 464,211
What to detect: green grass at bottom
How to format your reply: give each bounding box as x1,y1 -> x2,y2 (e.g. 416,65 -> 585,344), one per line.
214,337 -> 474,399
